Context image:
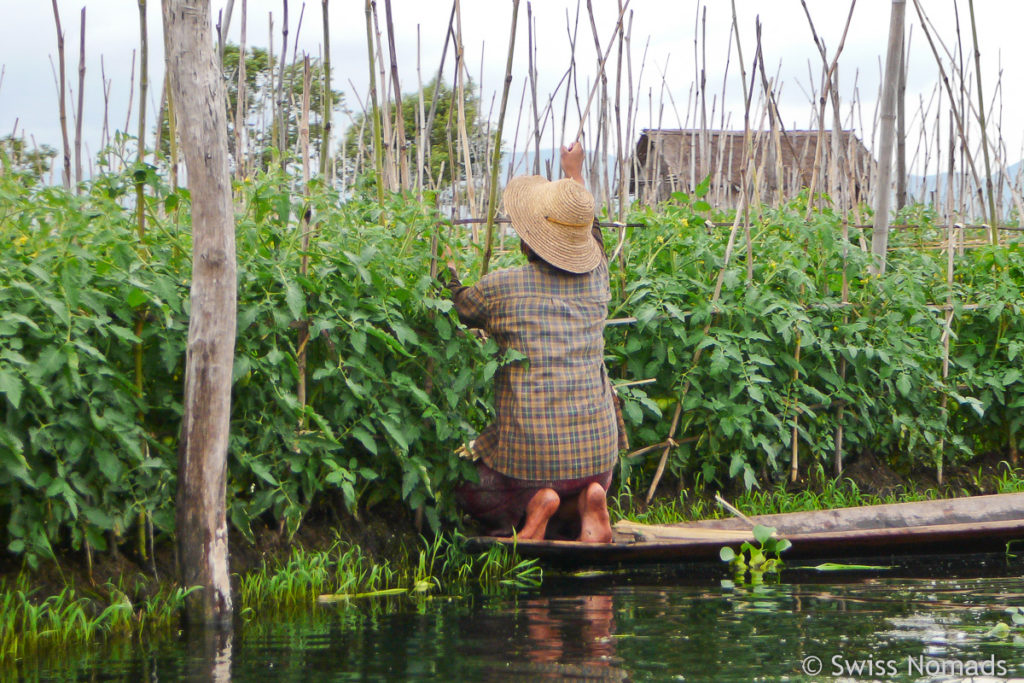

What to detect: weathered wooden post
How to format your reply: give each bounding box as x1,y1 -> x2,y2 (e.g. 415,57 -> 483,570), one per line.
162,0 -> 237,624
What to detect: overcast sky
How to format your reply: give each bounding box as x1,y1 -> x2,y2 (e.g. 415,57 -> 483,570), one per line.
2,1 -> 1022,178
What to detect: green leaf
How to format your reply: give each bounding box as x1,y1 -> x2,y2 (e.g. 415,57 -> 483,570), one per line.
249,459 -> 279,486
753,525 -> 776,544
895,373 -> 911,397
351,426 -> 378,455
0,370 -> 23,409
719,546 -> 736,562
284,281 -> 304,319
126,287 -> 148,308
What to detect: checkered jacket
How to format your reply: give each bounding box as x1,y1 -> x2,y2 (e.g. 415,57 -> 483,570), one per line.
449,256 -> 623,482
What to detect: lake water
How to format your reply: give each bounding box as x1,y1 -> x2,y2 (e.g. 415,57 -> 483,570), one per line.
19,553 -> 1024,681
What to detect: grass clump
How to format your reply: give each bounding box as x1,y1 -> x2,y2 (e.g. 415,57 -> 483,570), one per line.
0,573 -> 196,663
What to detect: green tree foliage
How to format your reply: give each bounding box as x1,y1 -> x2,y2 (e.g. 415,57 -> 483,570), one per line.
0,137 -> 56,187
343,78 -> 495,186
156,45 -> 345,170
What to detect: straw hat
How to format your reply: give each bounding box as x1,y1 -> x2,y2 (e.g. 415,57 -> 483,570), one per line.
502,176 -> 601,274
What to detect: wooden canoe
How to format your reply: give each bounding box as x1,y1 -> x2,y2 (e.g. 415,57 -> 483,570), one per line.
463,492 -> 1024,567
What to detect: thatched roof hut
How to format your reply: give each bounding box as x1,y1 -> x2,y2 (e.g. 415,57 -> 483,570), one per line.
631,128 -> 876,209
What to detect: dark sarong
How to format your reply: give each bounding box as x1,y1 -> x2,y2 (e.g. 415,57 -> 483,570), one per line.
456,459 -> 614,538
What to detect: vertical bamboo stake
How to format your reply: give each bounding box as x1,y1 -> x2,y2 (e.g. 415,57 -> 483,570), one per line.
527,4 -> 540,175
966,0 -> 998,241
364,0 -> 385,203
453,0 -> 477,217
319,0 -> 332,179
100,57 -> 112,170
371,4 -> 396,191
869,0 -> 905,274
136,0 -> 149,239
297,58 -> 312,426
276,0 -> 289,163
217,0 -> 235,65
74,8 -> 86,190
168,75 -> 179,190
383,0 -> 409,191
789,331 -> 802,483
480,0 -> 520,277
646,192 -> 749,504
896,29 -> 907,211
235,0 -> 248,182
416,27 -> 425,196
51,0 -> 71,190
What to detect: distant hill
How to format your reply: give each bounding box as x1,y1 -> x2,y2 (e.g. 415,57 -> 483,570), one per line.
503,148 -> 620,183
906,159 -> 1021,211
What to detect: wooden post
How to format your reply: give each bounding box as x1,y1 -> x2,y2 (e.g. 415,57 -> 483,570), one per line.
163,0 -> 238,624
869,0 -> 905,274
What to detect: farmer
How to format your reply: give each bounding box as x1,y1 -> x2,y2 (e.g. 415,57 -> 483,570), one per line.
443,142 -> 626,543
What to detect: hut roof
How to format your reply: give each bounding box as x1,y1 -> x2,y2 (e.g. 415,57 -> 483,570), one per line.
633,128 -> 875,195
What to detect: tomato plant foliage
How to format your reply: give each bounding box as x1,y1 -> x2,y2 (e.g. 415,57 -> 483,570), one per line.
0,165 -> 1022,567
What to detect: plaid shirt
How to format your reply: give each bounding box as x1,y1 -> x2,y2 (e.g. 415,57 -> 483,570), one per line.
448,255 -> 623,482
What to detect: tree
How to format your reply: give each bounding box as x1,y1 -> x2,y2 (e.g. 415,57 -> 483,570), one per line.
342,78 -> 495,187
0,137 -> 57,186
162,0 -> 237,624
157,44 -> 344,173
223,44 -> 344,170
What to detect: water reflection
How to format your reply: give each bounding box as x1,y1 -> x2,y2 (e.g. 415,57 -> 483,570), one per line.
21,558 -> 1024,681
500,595 -> 626,680
182,624 -> 233,683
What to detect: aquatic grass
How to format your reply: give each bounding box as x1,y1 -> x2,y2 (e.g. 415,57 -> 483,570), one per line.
0,573 -> 195,665
992,462 -> 1024,494
238,535 -> 542,613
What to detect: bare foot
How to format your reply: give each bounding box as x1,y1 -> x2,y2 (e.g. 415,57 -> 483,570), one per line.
518,488 -> 560,540
577,482 -> 612,543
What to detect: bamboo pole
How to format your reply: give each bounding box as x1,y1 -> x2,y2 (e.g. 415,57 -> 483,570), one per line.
364,0 -> 385,203
572,0 -> 631,145
869,0 -> 905,274
896,28 -> 907,211
645,192 -> 749,504
276,0 -> 289,164
966,0 -> 998,241
74,8 -> 85,190
453,0 -> 477,217
371,4 -> 395,191
235,0 -> 248,182
800,0 -> 856,218
480,0 -> 520,277
383,0 -> 409,191
100,57 -> 112,170
136,0 -> 148,239
168,74 -> 179,190
51,0 -> 71,190
319,0 -> 332,179
297,57 -> 312,426
910,0 -> 985,223
218,0 -> 235,66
